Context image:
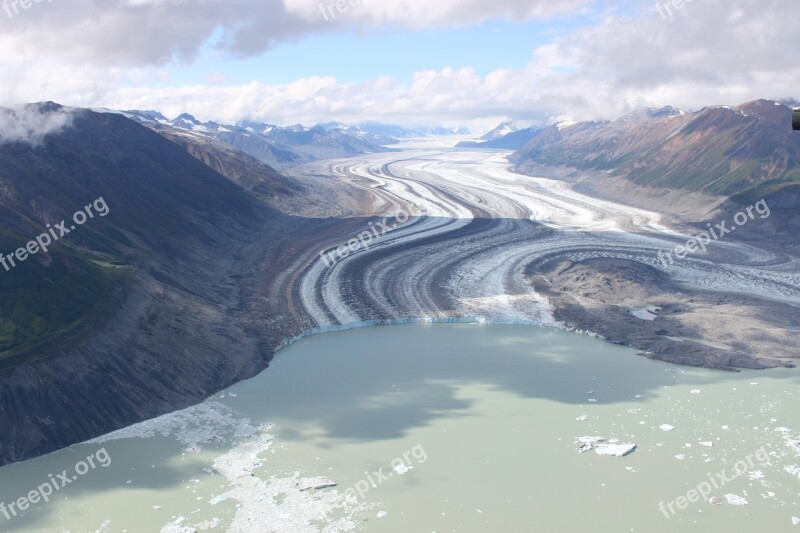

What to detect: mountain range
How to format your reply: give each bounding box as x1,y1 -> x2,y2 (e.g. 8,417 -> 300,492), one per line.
456,125 -> 543,150
506,100 -> 800,200
125,111 -> 470,169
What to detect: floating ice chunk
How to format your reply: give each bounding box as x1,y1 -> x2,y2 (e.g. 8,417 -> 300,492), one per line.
784,465 -> 800,478
576,415 -> 588,421
792,516 -> 800,526
675,454 -> 686,460
700,441 -> 713,447
588,399 -> 598,403
575,437 -> 636,457
709,497 -> 722,506
377,511 -> 388,518
595,443 -> 637,457
393,464 -> 413,475
161,516 -> 193,533
748,471 -> 765,480
297,477 -> 337,491
575,436 -> 606,453
725,494 -> 749,506
690,390 -> 701,394
659,424 -> 674,432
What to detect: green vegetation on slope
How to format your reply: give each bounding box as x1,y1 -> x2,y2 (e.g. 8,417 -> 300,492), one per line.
0,227 -> 131,368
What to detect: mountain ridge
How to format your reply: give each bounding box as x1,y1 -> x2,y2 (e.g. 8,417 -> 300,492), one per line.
509,99 -> 800,198
0,103 -> 300,465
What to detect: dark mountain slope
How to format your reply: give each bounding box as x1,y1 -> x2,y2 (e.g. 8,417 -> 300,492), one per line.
154,127 -> 303,200
0,103 -> 298,465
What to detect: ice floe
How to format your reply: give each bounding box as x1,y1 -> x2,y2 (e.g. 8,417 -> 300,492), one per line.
297,477 -> 338,492
575,437 -> 636,457
724,494 -> 749,506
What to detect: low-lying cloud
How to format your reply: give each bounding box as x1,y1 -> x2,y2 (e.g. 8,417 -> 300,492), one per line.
0,105 -> 73,146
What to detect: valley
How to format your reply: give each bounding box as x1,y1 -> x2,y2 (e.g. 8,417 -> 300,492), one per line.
0,110 -> 797,473
269,139 -> 799,371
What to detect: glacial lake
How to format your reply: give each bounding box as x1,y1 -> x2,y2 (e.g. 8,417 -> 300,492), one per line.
1,323 -> 799,532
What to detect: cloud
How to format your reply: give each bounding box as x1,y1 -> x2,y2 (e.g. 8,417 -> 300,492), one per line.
0,0 -> 585,65
285,0 -> 588,29
86,68 -> 554,129
0,105 -> 73,146
532,0 -> 800,117
0,0 -> 798,129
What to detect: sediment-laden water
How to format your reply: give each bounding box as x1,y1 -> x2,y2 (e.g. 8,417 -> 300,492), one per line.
1,323 -> 799,532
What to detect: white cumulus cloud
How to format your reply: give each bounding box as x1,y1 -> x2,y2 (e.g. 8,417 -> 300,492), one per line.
0,0 -> 798,129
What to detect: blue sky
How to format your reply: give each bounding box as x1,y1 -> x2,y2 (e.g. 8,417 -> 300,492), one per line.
0,0 -> 796,128
165,16 -> 598,87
